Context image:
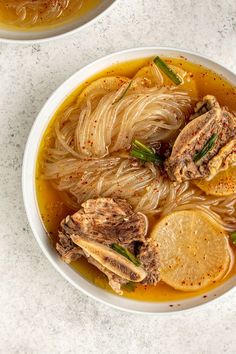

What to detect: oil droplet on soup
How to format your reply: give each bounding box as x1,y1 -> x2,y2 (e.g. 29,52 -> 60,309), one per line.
36,57 -> 236,301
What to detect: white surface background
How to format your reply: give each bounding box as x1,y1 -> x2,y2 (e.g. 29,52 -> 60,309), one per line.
0,0 -> 236,353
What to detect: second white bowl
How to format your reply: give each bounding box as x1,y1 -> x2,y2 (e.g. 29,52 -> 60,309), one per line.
0,0 -> 116,42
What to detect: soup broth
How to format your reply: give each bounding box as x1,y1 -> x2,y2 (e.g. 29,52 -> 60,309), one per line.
36,57 -> 236,301
0,0 -> 100,31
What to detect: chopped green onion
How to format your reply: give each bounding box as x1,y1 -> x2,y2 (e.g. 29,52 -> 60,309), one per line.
131,149 -> 161,163
154,56 -> 182,85
193,134 -> 218,162
130,139 -> 163,165
132,139 -> 154,154
111,243 -> 140,266
122,282 -> 137,292
112,80 -> 133,104
231,232 -> 236,245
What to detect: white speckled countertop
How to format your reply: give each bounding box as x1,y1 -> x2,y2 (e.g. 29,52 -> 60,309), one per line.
0,0 -> 236,353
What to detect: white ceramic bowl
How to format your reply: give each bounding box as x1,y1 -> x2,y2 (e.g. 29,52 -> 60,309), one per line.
0,0 -> 116,43
22,47 -> 236,313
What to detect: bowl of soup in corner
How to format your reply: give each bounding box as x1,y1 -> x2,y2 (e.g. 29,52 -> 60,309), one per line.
22,47 -> 236,313
0,0 -> 116,42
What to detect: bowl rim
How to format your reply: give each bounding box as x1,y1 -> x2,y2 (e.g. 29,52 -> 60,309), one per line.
0,0 -> 117,43
22,46 -> 236,314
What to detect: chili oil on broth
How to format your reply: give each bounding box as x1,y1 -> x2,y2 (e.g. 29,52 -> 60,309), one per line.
36,57 -> 236,302
0,0 -> 100,31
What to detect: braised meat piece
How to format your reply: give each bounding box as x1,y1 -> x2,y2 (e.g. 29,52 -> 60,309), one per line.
190,94 -> 220,119
60,198 -> 147,246
166,96 -> 236,182
207,139 -> 236,179
138,240 -> 160,286
56,198 -> 160,294
56,231 -> 83,263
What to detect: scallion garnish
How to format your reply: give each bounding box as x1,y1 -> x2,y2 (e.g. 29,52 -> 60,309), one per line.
111,243 -> 140,266
112,80 -> 133,105
231,232 -> 236,245
154,56 -> 182,85
122,282 -> 137,292
193,134 -> 218,162
130,139 -> 163,165
132,139 -> 153,154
